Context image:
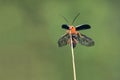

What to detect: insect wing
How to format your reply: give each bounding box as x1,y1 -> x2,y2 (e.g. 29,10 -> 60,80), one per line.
77,33 -> 94,46
76,24 -> 91,31
58,33 -> 70,47
62,24 -> 69,30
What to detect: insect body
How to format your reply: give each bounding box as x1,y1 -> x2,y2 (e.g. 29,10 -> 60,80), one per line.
58,13 -> 94,48
58,24 -> 94,48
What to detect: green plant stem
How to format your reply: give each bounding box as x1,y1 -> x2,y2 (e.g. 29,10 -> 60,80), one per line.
70,31 -> 77,80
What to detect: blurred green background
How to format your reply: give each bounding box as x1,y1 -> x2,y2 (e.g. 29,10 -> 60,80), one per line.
0,0 -> 120,80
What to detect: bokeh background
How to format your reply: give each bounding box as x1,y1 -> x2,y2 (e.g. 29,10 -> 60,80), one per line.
0,0 -> 120,80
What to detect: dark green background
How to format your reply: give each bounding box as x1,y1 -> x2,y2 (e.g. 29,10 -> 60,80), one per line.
0,0 -> 120,80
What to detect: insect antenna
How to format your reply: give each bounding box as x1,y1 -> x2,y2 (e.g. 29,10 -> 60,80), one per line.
62,16 -> 69,24
72,13 -> 80,25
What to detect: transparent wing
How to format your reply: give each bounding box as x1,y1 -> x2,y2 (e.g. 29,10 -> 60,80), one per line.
58,33 -> 70,47
77,33 -> 94,46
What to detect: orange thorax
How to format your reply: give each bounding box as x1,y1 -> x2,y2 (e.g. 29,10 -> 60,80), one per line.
68,26 -> 77,34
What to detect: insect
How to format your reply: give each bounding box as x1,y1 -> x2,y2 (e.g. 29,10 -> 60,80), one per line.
58,13 -> 95,48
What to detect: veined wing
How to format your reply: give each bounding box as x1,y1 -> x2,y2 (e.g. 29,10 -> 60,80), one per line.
77,33 -> 94,46
58,33 -> 70,47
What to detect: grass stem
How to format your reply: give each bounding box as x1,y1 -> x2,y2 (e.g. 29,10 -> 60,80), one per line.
69,31 -> 77,80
